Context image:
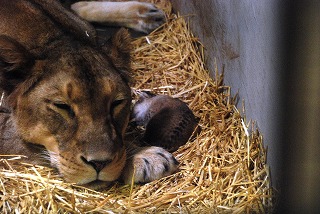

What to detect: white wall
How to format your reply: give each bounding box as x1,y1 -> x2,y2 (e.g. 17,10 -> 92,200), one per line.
171,0 -> 282,185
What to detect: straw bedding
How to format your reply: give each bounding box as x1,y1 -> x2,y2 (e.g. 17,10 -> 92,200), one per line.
0,1 -> 274,213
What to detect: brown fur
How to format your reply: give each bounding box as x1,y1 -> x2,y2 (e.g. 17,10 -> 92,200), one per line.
132,92 -> 198,152
0,0 -> 132,186
0,0 -> 178,188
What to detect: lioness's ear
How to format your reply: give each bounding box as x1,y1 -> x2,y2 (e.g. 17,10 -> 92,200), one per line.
103,28 -> 132,82
0,36 -> 34,94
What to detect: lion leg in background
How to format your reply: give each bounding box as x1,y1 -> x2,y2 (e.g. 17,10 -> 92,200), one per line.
71,1 -> 166,34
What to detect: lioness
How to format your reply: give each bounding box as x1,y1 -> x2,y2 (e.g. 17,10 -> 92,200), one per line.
0,0 -> 178,189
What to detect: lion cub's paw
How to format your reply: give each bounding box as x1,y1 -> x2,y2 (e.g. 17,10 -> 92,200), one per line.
122,146 -> 179,184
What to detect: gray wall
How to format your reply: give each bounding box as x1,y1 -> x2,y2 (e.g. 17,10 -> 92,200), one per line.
170,0 -> 282,185
171,1 -> 320,212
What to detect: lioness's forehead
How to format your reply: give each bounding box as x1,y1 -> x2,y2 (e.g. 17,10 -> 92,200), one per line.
34,49 -> 131,102
59,75 -> 125,102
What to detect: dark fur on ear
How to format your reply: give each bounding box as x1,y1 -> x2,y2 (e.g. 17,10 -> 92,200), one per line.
0,35 -> 34,94
103,28 -> 132,83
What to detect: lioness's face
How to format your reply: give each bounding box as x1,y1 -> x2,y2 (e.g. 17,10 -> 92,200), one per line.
13,47 -> 131,185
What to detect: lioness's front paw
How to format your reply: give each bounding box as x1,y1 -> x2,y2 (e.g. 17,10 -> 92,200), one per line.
122,146 -> 179,184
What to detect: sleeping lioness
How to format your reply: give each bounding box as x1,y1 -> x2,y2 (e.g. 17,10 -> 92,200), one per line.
0,0 -> 178,189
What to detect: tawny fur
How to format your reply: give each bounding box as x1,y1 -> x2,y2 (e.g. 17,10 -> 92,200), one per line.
0,0 -> 177,189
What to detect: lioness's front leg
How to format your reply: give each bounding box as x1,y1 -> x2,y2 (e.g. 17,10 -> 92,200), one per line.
71,1 -> 165,33
122,145 -> 179,184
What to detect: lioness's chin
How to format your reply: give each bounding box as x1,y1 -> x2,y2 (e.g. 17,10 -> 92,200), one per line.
81,180 -> 113,190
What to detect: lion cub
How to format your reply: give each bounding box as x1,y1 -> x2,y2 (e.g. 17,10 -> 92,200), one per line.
132,91 -> 198,152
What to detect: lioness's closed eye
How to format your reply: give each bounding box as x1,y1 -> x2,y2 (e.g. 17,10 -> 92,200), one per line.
0,0 -> 177,189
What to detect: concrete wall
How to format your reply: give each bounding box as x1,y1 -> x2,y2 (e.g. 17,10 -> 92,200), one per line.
171,1 -> 320,212
170,0 -> 282,185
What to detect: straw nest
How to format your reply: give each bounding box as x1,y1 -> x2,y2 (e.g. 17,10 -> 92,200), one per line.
0,1 -> 274,213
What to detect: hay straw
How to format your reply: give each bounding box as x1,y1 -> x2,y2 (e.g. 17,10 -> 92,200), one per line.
0,1 -> 274,213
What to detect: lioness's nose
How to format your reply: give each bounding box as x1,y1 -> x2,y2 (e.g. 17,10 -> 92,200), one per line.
81,156 -> 113,173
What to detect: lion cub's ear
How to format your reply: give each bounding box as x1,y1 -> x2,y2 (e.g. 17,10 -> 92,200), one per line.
0,36 -> 34,94
103,28 -> 132,82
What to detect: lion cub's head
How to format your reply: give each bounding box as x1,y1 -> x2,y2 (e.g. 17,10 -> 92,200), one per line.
0,29 -> 132,186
